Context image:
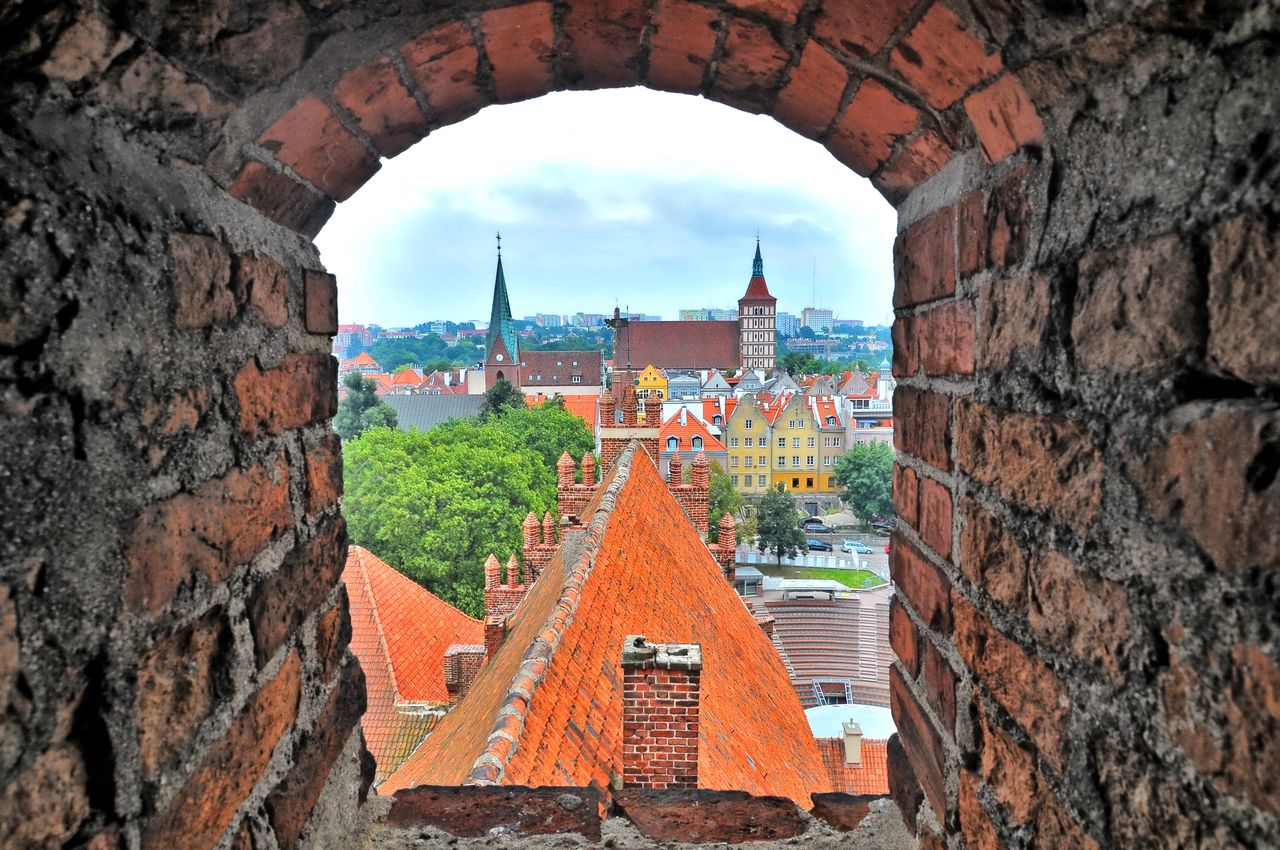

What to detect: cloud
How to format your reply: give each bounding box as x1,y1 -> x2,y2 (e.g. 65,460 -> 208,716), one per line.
316,88 -> 895,327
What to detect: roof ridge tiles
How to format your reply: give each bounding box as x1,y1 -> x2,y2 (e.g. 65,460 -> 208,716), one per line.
462,441 -> 641,787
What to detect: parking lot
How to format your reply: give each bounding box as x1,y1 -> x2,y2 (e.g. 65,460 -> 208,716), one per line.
738,529 -> 891,575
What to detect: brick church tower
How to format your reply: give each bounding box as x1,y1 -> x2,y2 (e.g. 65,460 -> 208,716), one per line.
484,236 -> 517,389
738,239 -> 777,372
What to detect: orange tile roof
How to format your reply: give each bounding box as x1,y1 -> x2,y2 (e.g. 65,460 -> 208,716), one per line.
660,409 -> 727,453
342,547 -> 484,784
346,351 -> 379,367
392,369 -> 423,386
816,738 -> 889,796
383,445 -> 830,806
699,397 -> 738,426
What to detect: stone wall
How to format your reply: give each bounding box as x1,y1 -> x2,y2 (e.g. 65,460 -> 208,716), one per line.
0,0 -> 1276,848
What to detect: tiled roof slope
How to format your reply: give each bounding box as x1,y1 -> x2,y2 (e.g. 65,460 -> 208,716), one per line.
343,547 -> 484,784
383,394 -> 484,432
816,738 -> 889,795
617,321 -> 739,371
383,444 -> 829,805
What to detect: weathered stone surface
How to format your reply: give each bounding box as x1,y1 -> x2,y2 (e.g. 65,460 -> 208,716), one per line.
234,352 -> 338,439
234,252 -> 290,328
614,788 -> 806,843
257,96 -> 380,201
226,160 -> 335,238
303,270 -> 337,335
889,667 -> 945,821
809,792 -> 881,831
0,745 -> 89,849
332,58 -> 430,158
646,0 -> 720,94
885,733 -> 922,836
890,4 -> 1002,109
965,74 -> 1044,162
171,232 -> 235,330
388,786 -> 602,840
1207,213 -> 1280,383
978,272 -> 1049,369
248,517 -> 346,668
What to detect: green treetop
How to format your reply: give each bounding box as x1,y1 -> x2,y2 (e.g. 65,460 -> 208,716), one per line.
755,484 -> 807,565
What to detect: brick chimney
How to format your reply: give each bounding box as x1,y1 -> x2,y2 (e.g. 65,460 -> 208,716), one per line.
522,511 -> 558,580
643,392 -> 662,425
621,635 -> 702,790
600,390 -> 660,471
668,450 -> 683,483
709,513 -> 737,583
558,452 -> 598,523
581,451 -> 596,485
621,384 -> 639,427
484,616 -> 505,663
443,644 -> 486,700
842,720 -> 864,765
485,555 -> 528,620
667,452 -> 710,536
601,391 -> 615,426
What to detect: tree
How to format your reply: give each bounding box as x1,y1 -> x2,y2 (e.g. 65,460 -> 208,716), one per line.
755,484 -> 807,565
779,352 -> 822,376
485,401 -> 595,474
797,326 -> 817,340
707,462 -> 743,543
834,442 -> 895,523
481,378 -> 526,418
333,372 -> 397,440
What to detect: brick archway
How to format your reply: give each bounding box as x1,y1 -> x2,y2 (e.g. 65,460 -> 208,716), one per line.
3,2 -> 1278,849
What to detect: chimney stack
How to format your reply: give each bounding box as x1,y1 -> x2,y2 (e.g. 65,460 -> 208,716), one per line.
667,451 -> 683,484
621,635 -> 702,790
444,644 -> 486,700
485,616 -> 506,663
581,451 -> 596,485
842,720 -> 863,765
644,392 -> 662,425
485,554 -> 529,620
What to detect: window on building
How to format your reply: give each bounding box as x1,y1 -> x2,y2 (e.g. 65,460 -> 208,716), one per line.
666,436 -> 678,451
806,477 -> 814,488
807,455 -> 815,466
557,360 -> 563,366
792,477 -> 801,488
834,437 -> 841,447
745,457 -> 753,467
778,457 -> 786,467
731,456 -> 738,467
730,437 -> 739,447
828,477 -> 836,488
808,437 -> 815,447
758,475 -> 766,486
777,437 -> 786,448
792,456 -> 800,466
824,456 -> 832,466
713,415 -> 722,426
744,437 -> 752,447
826,416 -> 837,426
572,376 -> 581,383
759,455 -> 766,466
692,436 -> 703,450
745,419 -> 753,429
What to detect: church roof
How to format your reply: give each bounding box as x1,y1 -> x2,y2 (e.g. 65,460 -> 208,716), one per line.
617,321 -> 740,371
382,444 -> 829,806
485,251 -> 517,362
741,240 -> 775,302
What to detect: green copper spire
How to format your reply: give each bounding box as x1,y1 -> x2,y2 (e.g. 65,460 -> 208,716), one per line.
752,238 -> 764,278
486,232 -> 517,360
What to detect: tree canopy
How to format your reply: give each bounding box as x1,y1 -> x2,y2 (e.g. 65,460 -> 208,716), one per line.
481,378 -> 527,419
333,372 -> 397,441
755,484 -> 807,565
341,400 -> 594,617
779,352 -> 823,376
834,441 -> 895,523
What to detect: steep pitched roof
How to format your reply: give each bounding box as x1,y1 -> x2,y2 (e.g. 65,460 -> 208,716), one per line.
741,241 -> 775,302
383,445 -> 829,805
486,254 -> 517,361
346,351 -> 379,367
342,547 -> 484,784
519,350 -> 603,387
661,408 -> 727,453
391,369 -> 423,386
816,738 -> 890,796
616,321 -> 739,371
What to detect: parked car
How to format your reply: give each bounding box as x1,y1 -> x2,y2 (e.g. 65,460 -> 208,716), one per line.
803,523 -> 834,535
800,516 -> 826,528
842,540 -> 874,554
807,539 -> 833,552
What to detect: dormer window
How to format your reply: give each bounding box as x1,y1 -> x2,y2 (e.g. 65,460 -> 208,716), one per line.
667,436 -> 679,451
713,415 -> 722,426
692,436 -> 703,450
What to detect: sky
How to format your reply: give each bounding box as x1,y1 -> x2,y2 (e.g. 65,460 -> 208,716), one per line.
316,87 -> 897,328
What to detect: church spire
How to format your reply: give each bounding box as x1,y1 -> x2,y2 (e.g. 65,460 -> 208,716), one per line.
752,237 -> 764,278
486,233 -> 516,360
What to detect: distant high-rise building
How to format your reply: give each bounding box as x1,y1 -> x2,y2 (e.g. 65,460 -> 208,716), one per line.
680,308 -> 710,321
777,312 -> 800,338
574,312 -> 606,328
801,308 -> 834,333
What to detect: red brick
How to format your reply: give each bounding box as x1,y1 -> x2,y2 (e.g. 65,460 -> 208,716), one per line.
710,18 -> 790,112
137,607 -> 231,778
890,535 -> 951,635
1029,550 -> 1133,685
889,597 -> 920,678
305,432 -> 342,515
124,453 -> 292,617
332,58 -> 429,158
889,665 -> 946,821
958,770 -> 1000,850
874,129 -> 953,203
920,637 -> 957,735
774,43 -> 848,140
1073,232 -> 1199,373
234,352 -> 338,439
234,252 -> 290,329
248,517 -> 347,669
954,595 -> 1070,772
954,399 -> 1103,529
0,744 -> 89,848
893,462 -> 919,529
616,789 -> 806,842
893,207 -> 955,309
726,0 -> 806,22
400,22 -> 488,126
956,189 -> 986,278
314,589 -> 351,684
916,299 -> 975,377
885,733 -> 923,834
812,0 -> 915,60
647,1 -> 721,94
828,79 -> 919,175
226,160 -> 335,239
890,4 -> 1002,109
917,475 -> 952,559
257,95 -> 379,201
1207,213 -> 1280,383
266,657 -> 366,848
0,585 -> 17,711
986,165 -> 1032,268
143,651 -> 302,850
978,271 -> 1050,370
388,786 -> 603,840
560,0 -> 646,88
140,384 -> 212,438
1163,642 -> 1280,815
303,270 -> 337,335
1133,403 -> 1280,573
965,74 -> 1044,162
171,232 -> 235,330
958,499 -> 1027,611
481,3 -> 555,104
893,386 -> 950,472
891,314 -> 916,377
975,701 -> 1038,824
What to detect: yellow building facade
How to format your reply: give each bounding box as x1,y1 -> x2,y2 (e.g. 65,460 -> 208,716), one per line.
634,364 -> 668,401
723,395 -> 772,496
769,394 -> 835,494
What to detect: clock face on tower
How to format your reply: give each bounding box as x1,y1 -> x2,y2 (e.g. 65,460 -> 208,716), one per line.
495,354 -> 504,362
